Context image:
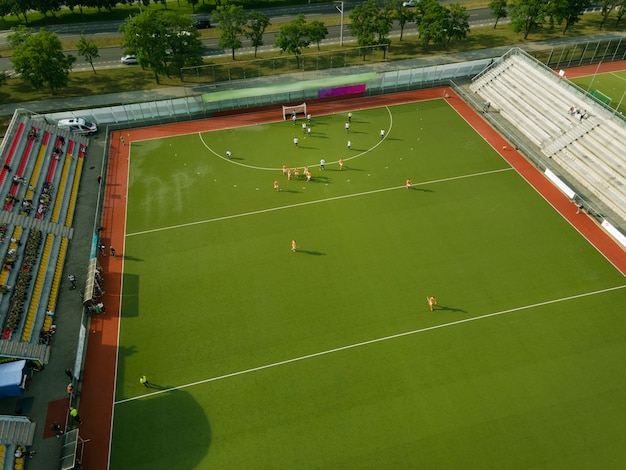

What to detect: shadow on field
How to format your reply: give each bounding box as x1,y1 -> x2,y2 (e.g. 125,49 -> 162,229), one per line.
409,187 -> 434,193
336,167 -> 366,172
111,388 -> 211,469
121,273 -> 139,317
121,254 -> 144,262
435,304 -> 466,313
297,250 -> 326,256
310,176 -> 332,184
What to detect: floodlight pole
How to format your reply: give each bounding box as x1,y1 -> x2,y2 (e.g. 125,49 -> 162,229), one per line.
137,0 -> 142,14
586,59 -> 602,92
615,89 -> 625,116
336,2 -> 344,47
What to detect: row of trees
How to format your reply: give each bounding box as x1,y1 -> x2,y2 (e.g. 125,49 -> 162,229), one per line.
211,5 -> 328,65
491,0 -> 626,38
349,0 -> 469,54
0,0 -> 198,22
2,0 -> 120,21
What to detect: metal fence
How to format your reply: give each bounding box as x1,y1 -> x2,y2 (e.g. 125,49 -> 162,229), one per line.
37,37 -> 625,130
531,37 -> 626,70
180,44 -> 389,84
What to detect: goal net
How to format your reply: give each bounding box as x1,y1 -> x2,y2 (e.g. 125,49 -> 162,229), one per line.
589,89 -> 612,107
282,103 -> 307,120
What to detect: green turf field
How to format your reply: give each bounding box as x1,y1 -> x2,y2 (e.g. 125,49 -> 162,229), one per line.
110,99 -> 626,469
571,69 -> 626,116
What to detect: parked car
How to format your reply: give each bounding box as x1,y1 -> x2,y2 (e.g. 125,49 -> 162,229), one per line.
194,19 -> 211,29
120,55 -> 138,65
402,0 -> 418,6
57,118 -> 98,135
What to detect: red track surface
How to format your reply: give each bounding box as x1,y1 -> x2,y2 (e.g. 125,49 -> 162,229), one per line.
80,70 -> 625,469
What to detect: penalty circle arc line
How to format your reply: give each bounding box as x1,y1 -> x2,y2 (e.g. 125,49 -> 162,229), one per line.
197,106 -> 394,171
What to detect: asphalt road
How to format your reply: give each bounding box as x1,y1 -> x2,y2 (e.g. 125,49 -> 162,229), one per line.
0,3 -> 499,74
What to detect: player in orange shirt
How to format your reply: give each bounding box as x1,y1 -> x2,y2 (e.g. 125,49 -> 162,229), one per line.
339,158 -> 344,170
428,296 -> 437,311
282,165 -> 287,175
306,171 -> 311,182
406,179 -> 412,189
274,180 -> 279,191
287,169 -> 292,180
291,240 -> 297,252
294,167 -> 300,178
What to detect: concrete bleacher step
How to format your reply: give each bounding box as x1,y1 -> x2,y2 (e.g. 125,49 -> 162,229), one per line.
0,213 -> 73,239
0,341 -> 50,365
542,119 -> 600,156
0,417 -> 36,446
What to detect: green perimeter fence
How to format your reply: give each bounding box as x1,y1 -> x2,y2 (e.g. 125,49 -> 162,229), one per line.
180,45 -> 389,84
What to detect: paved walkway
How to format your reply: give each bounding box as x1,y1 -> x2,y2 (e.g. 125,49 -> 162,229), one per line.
1,31 -> 624,118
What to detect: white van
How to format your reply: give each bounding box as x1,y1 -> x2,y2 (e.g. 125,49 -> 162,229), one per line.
57,118 -> 97,135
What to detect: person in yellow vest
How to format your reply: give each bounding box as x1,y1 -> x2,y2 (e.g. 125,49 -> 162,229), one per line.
140,375 -> 149,388
70,407 -> 82,424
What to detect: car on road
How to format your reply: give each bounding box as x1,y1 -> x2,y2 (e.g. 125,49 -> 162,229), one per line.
194,19 -> 211,29
120,55 -> 138,65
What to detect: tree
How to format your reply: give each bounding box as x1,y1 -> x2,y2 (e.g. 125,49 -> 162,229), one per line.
374,0 -> 395,50
0,0 -> 13,25
34,0 -> 61,17
549,0 -> 592,33
274,13 -> 311,67
0,71 -> 7,89
616,0 -> 626,25
77,33 -> 100,74
11,29 -> 76,93
187,0 -> 199,13
444,3 -> 470,47
121,10 -> 204,83
488,0 -> 508,28
11,0 -> 33,23
395,3 -> 416,41
308,20 -> 328,51
418,0 -> 448,48
245,10 -> 271,58
7,25 -> 33,48
349,0 -> 379,58
212,5 -> 247,60
599,0 -> 618,28
509,0 -> 548,39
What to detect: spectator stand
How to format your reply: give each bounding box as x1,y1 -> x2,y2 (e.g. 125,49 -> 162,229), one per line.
469,47 -> 626,228
0,113 -> 89,360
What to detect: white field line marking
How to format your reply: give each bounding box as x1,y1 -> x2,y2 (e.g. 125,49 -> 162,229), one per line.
114,284 -> 626,405
126,167 -> 512,237
609,71 -> 626,82
198,106 -> 394,170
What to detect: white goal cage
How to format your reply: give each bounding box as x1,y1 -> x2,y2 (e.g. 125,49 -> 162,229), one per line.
282,103 -> 307,120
